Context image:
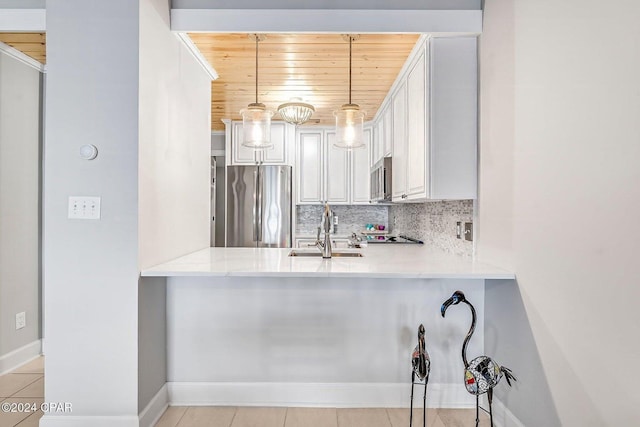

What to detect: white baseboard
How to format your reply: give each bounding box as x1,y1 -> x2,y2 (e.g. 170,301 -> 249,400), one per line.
139,384 -> 169,427
168,382 -> 476,408
492,397 -> 526,427
39,415 -> 139,427
0,340 -> 42,375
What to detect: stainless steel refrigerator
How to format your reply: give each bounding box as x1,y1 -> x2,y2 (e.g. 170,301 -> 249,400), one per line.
226,165 -> 292,248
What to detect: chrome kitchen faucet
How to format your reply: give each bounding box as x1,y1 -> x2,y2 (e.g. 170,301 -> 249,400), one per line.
315,203 -> 333,258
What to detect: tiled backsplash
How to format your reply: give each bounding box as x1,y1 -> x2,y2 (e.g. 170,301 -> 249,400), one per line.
389,200 -> 474,256
296,205 -> 389,236
295,200 -> 474,256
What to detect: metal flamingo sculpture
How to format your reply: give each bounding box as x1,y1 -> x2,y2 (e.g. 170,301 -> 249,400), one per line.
410,324 -> 430,427
441,291 -> 516,427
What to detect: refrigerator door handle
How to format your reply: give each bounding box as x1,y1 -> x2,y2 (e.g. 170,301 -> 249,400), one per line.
256,166 -> 263,243
252,169 -> 259,242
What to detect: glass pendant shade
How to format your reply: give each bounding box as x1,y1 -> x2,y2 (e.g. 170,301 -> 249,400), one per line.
277,98 -> 315,125
240,103 -> 274,149
333,103 -> 366,149
241,34 -> 273,149
334,34 -> 365,150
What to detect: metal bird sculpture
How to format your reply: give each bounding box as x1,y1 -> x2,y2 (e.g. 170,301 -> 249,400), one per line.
410,324 -> 431,427
441,290 -> 516,427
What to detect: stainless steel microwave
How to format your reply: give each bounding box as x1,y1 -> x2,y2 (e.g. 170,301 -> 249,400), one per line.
370,157 -> 392,202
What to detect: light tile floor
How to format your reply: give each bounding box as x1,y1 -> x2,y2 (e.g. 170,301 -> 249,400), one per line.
0,358 -> 491,427
0,357 -> 45,427
154,406 -> 491,427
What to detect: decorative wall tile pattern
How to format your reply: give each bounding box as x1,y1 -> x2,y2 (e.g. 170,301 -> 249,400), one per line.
390,200 -> 474,256
296,205 -> 389,236
296,201 -> 474,256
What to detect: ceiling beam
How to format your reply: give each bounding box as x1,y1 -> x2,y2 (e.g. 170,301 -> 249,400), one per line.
0,8 -> 46,31
172,0 -> 482,10
171,9 -> 482,34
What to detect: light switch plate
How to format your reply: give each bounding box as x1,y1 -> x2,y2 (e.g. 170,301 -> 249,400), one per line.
68,196 -> 101,219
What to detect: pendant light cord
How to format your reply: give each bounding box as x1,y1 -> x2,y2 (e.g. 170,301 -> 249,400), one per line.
349,36 -> 352,105
255,36 -> 259,104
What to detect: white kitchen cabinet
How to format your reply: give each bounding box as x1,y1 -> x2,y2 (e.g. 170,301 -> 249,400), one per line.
296,130 -> 324,204
391,80 -> 407,201
391,36 -> 477,202
406,46 -> 428,199
296,127 -> 371,205
372,119 -> 383,167
325,131 -> 350,204
228,121 -> 289,165
429,37 -> 478,200
382,103 -> 393,157
352,127 -> 372,204
372,102 -> 392,167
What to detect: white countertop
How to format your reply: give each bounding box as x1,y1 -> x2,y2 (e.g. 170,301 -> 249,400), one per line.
141,246 -> 514,279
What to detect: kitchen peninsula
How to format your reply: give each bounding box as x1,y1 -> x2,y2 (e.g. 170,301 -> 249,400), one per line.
142,245 -> 512,279
141,246 -> 513,408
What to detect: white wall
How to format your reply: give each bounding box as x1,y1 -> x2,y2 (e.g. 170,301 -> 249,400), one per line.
44,0 -> 211,423
0,51 -> 42,363
139,0 -> 211,270
479,0 -> 640,425
138,0 -> 212,412
43,0 -> 141,425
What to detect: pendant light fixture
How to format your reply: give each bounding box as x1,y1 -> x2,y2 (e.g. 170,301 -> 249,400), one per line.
240,34 -> 274,149
334,34 -> 366,150
278,97 -> 315,126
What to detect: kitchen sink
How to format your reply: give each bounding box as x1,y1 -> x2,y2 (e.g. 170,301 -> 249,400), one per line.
288,250 -> 363,258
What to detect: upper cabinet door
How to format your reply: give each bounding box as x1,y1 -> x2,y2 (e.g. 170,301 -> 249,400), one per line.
231,121 -> 258,164
262,122 -> 288,164
382,104 -> 393,157
296,130 -> 324,204
406,47 -> 428,199
230,121 -> 288,165
324,131 -> 350,204
352,128 -> 372,204
391,81 -> 407,201
373,118 -> 383,167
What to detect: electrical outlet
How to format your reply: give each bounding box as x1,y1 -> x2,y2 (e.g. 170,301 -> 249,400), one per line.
464,222 -> 473,242
16,312 -> 26,330
68,196 -> 101,219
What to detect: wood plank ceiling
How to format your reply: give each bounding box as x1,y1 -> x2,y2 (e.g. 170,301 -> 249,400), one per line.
0,33 -> 46,64
189,33 -> 420,131
0,32 -> 420,132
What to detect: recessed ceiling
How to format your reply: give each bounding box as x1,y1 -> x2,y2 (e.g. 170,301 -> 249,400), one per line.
0,33 -> 46,63
189,33 -> 420,131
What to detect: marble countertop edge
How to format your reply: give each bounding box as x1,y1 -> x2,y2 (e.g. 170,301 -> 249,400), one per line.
140,247 -> 515,280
